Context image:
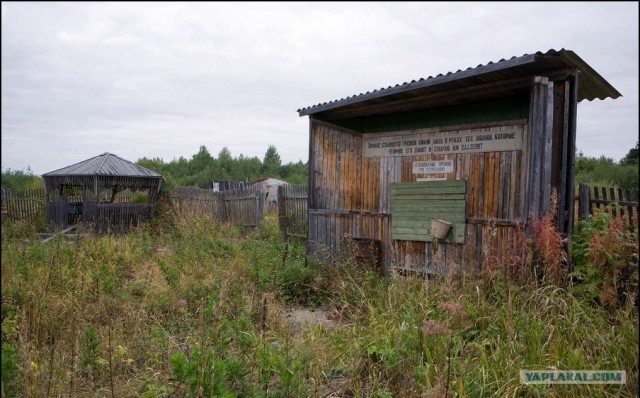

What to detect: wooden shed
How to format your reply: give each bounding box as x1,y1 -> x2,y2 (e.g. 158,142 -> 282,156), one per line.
43,152 -> 165,232
297,49 -> 621,274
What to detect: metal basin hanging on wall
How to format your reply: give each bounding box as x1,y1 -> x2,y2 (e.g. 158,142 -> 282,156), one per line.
431,218 -> 452,240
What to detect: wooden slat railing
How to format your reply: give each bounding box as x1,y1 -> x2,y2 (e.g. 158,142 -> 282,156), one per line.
577,183 -> 639,228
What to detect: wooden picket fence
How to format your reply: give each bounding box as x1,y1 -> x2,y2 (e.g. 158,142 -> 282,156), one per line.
168,186 -> 218,216
1,188 -> 139,233
169,185 -> 309,235
217,185 -> 265,230
168,185 -> 265,231
4,184 -> 637,238
576,183 -> 639,228
278,184 -> 308,240
1,189 -> 49,222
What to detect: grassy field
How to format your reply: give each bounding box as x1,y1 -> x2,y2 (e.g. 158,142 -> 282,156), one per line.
1,206 -> 638,397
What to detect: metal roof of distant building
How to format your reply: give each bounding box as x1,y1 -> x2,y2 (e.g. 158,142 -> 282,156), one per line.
42,152 -> 163,178
297,49 -> 621,117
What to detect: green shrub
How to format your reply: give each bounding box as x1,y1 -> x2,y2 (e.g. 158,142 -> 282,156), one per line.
571,206 -> 639,307
1,342 -> 19,397
575,152 -> 639,190
80,327 -> 102,375
170,345 -> 249,397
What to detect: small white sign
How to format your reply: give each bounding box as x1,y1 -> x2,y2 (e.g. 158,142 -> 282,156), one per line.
413,160 -> 454,174
417,177 -> 448,182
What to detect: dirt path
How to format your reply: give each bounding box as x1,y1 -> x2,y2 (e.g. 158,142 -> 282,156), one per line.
282,307 -> 341,331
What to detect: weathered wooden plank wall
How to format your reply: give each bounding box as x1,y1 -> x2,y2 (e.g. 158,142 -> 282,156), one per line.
307,74 -> 583,274
526,77 -> 555,220
308,119 -> 531,273
308,121 -> 365,263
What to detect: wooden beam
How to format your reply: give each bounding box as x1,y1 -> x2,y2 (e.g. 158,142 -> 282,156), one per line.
312,118 -> 363,136
42,225 -> 77,243
322,76 -> 532,120
557,80 -> 570,232
542,80 -> 554,214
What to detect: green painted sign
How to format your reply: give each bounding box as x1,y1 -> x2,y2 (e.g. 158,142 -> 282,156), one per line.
391,180 -> 466,243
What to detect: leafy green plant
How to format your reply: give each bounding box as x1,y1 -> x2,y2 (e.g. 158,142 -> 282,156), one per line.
131,191 -> 149,203
255,339 -> 310,398
170,345 -> 249,397
571,206 -> 639,307
1,342 -> 20,397
1,167 -> 43,190
80,327 -> 101,375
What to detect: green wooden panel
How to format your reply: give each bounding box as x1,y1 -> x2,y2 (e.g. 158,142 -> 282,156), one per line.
391,187 -> 466,195
335,96 -> 529,133
391,180 -> 466,243
389,194 -> 465,201
392,222 -> 466,242
393,214 -> 467,224
392,201 -> 466,210
391,180 -> 466,189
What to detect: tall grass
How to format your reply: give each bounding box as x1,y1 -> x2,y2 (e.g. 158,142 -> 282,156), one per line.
1,202 -> 637,397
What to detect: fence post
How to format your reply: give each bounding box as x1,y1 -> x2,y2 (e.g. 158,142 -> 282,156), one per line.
578,183 -> 591,221
278,185 -> 287,239
255,189 -> 260,231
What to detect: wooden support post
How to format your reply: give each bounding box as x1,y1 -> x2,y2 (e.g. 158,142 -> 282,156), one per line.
578,183 -> 591,221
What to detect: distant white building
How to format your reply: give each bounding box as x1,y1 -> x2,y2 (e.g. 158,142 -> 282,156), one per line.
212,180 -> 250,193
252,177 -> 289,213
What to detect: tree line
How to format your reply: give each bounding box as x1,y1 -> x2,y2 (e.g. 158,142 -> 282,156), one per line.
574,141 -> 638,191
1,143 -> 637,192
136,145 -> 308,189
1,145 -> 308,191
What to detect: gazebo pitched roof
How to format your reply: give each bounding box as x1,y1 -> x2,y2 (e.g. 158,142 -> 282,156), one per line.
43,152 -> 161,178
42,152 -> 164,193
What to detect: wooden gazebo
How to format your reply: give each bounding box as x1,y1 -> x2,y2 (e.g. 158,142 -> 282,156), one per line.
43,152 -> 164,232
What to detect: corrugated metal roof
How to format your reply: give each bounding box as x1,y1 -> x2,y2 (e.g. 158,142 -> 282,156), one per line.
42,152 -> 162,178
252,177 -> 289,186
298,49 -> 621,117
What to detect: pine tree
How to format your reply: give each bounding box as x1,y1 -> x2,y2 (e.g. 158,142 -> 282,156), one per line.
260,145 -> 282,178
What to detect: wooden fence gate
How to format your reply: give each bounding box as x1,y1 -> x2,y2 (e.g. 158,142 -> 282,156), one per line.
217,185 -> 265,230
277,184 -> 308,240
168,185 -> 265,230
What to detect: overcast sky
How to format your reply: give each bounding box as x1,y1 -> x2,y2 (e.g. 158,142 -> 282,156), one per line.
2,2 -> 638,176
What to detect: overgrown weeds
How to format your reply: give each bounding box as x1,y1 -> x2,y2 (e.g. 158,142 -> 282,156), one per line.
529,190 -> 567,285
1,207 -> 638,397
571,205 -> 639,308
